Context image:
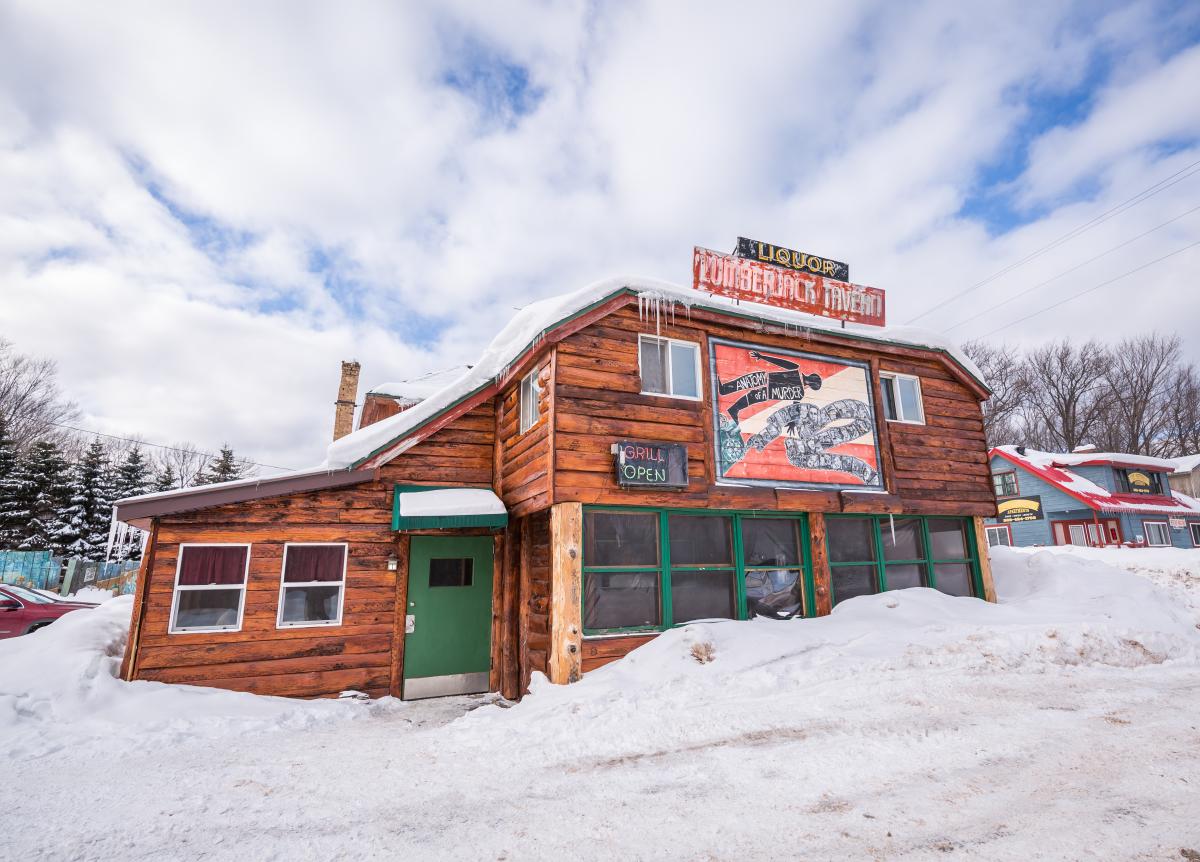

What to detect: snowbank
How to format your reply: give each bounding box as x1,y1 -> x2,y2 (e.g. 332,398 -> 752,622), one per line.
455,547 -> 1200,759
0,596 -> 396,759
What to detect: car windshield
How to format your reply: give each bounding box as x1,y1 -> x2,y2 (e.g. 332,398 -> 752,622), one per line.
2,584 -> 56,604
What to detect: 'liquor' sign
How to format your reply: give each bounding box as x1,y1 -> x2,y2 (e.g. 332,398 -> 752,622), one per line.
613,441 -> 688,488
734,237 -> 849,282
692,247 -> 886,327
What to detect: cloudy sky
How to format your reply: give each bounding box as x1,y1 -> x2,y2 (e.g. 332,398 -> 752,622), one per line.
1,0 -> 1198,471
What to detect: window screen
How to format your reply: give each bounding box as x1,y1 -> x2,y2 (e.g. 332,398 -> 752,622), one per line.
278,544 -> 346,627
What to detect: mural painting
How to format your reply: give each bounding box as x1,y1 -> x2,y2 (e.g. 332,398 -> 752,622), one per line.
711,340 -> 882,490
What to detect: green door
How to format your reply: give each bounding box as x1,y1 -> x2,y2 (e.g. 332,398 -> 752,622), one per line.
403,536 -> 494,699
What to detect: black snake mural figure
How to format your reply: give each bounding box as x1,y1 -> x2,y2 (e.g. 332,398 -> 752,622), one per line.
743,399 -> 879,486
715,349 -> 879,486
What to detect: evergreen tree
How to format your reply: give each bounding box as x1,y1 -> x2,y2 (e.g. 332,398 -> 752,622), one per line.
198,445 -> 246,485
16,440 -> 72,554
61,439 -> 113,560
110,446 -> 151,561
152,463 -> 178,492
0,415 -> 22,548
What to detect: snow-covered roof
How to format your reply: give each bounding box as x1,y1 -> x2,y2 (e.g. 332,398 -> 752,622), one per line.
397,488 -> 506,518
325,276 -> 989,470
1028,450 -> 1180,472
367,366 -> 473,403
992,446 -> 1200,516
1170,454 -> 1200,474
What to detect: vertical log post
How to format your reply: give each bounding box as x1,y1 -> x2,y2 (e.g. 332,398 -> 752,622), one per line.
500,523 -> 521,700
489,532 -> 504,694
809,512 -> 833,616
388,534 -> 411,698
972,516 -> 998,603
548,502 -> 583,685
518,517 -> 532,694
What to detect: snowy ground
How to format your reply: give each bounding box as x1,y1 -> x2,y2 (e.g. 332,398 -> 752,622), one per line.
3,548 -> 1200,861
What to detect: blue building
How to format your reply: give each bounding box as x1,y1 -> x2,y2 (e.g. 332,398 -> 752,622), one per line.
984,446 -> 1200,549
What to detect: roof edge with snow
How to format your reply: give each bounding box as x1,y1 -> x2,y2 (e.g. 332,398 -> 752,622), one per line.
328,278 -> 991,471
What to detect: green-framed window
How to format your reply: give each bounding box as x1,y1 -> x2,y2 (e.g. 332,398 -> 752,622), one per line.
581,506 -> 816,636
826,514 -> 982,606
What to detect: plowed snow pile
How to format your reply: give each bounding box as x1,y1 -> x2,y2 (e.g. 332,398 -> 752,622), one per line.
2,547 -> 1199,860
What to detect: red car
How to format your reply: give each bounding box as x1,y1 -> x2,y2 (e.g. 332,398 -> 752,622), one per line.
0,583 -> 95,638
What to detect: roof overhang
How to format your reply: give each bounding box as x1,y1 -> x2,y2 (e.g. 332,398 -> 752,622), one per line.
115,468 -> 378,529
392,485 -> 508,530
355,287 -> 990,470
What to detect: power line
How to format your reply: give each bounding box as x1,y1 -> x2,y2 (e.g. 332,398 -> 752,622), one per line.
905,156 -> 1200,324
43,421 -> 295,472
945,202 -> 1200,332
973,238 -> 1200,340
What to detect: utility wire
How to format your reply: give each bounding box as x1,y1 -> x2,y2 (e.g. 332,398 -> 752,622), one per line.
944,202 -> 1200,332
905,156 -> 1200,323
973,238 -> 1200,339
43,421 -> 295,472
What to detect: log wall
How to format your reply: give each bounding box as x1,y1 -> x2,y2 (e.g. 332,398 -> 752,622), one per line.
495,353 -> 553,518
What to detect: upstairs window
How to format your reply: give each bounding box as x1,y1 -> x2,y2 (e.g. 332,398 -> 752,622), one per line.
278,543 -> 347,627
1117,469 -> 1164,495
519,369 -> 542,434
992,471 -> 1019,497
639,335 -> 701,400
879,372 -> 925,424
170,544 -> 250,633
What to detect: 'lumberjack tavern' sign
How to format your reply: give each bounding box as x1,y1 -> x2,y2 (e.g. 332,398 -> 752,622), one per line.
693,246 -> 886,327
613,441 -> 689,488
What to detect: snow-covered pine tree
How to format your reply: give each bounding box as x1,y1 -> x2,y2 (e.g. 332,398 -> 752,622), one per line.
110,446 -> 151,561
16,439 -> 72,554
198,445 -> 246,485
61,439 -> 112,560
152,463 -> 178,492
0,415 -> 23,548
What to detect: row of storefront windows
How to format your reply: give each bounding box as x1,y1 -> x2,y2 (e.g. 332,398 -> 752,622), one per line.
582,508 -> 980,635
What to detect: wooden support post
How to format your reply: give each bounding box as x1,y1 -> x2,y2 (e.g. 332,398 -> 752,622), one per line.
388,534 -> 411,698
972,516 -> 997,603
119,518 -> 158,681
809,513 -> 833,616
518,517 -> 532,694
489,532 -> 504,694
548,502 -> 583,685
500,523 -> 521,700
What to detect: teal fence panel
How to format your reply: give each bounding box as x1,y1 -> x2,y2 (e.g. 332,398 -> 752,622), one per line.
0,550 -> 63,591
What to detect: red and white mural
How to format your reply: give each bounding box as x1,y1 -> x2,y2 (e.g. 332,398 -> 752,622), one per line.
711,340 -> 882,489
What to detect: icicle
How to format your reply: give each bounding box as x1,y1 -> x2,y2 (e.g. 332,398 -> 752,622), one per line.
103,509 -> 119,564
889,514 -> 896,546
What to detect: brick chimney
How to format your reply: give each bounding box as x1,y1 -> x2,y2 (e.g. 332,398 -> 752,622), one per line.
333,361 -> 361,442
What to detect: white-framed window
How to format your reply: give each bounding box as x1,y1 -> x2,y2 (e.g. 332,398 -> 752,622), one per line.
277,543 -> 347,628
985,525 -> 1012,547
879,372 -> 925,424
169,544 -> 251,634
992,471 -> 1019,497
519,368 -> 542,434
638,335 -> 701,400
1190,523 -> 1200,547
1144,521 -> 1171,547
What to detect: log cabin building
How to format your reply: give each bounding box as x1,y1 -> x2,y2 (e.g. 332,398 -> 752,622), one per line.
114,275 -> 998,701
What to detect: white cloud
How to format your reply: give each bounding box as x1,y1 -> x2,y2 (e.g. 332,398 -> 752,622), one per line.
0,0 -> 1197,469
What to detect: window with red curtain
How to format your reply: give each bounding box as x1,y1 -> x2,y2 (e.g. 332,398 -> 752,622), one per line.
170,545 -> 249,633
278,544 -> 347,627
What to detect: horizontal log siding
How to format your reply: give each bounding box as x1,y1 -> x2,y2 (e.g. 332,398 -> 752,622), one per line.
553,307 -> 995,517
131,406 -> 502,699
497,354 -> 553,517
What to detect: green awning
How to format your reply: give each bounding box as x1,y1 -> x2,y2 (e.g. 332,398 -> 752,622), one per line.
392,485 -> 509,530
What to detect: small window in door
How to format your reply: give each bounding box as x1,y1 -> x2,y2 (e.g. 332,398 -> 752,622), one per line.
429,558 -> 474,587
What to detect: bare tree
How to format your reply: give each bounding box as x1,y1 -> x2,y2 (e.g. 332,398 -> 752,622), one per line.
963,341 -> 1027,446
154,442 -> 209,490
0,338 -> 80,450
1095,334 -> 1181,456
1019,339 -> 1112,452
1161,363 -> 1200,457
